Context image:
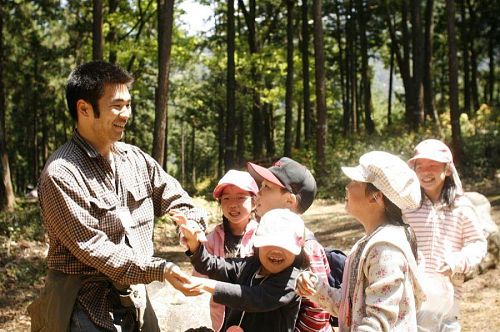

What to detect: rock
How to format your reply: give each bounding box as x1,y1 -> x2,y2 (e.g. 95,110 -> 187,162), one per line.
147,281 -> 213,332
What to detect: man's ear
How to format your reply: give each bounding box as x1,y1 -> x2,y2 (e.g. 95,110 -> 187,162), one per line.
76,99 -> 92,118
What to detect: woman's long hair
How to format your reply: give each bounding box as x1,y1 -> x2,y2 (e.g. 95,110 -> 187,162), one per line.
365,183 -> 418,260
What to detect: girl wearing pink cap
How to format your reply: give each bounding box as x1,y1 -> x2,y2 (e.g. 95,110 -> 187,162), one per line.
405,139 -> 487,331
198,170 -> 260,331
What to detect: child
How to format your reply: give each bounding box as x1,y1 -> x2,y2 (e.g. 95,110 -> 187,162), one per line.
200,170 -> 259,331
247,157 -> 334,332
404,139 -> 487,331
296,151 -> 426,331
182,208 -> 309,332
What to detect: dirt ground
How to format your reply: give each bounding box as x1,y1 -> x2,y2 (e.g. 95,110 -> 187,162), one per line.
1,191 -> 499,331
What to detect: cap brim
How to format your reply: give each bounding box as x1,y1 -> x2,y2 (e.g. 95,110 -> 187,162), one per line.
247,162 -> 285,189
408,152 -> 450,167
341,166 -> 368,182
253,236 -> 301,255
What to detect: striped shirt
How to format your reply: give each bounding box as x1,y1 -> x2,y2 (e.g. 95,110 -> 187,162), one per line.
295,233 -> 333,332
403,196 -> 486,298
38,130 -> 207,330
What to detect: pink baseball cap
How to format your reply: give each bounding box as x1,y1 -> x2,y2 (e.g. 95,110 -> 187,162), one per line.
407,139 -> 463,194
213,170 -> 259,199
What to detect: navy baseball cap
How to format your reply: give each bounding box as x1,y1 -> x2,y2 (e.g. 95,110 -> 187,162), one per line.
247,157 -> 317,213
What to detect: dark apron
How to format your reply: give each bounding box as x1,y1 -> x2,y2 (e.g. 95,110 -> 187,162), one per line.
28,270 -> 159,332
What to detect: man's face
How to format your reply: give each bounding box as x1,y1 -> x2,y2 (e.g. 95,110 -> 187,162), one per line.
86,83 -> 132,147
255,179 -> 291,217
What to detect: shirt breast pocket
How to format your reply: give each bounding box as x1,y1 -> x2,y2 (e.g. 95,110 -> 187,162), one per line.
126,181 -> 153,227
88,193 -> 123,238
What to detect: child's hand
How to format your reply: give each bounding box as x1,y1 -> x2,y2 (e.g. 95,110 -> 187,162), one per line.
190,276 -> 217,295
295,271 -> 318,297
179,224 -> 202,253
437,263 -> 453,277
170,209 -> 208,244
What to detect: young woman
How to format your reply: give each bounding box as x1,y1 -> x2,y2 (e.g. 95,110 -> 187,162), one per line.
296,151 -> 426,331
405,139 -> 486,331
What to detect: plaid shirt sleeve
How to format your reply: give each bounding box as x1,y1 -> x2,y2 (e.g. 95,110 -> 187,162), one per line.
295,239 -> 332,332
39,164 -> 166,285
142,150 -> 208,231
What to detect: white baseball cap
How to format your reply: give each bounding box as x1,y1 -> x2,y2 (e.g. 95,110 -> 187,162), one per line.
407,139 -> 463,194
213,170 -> 259,199
253,209 -> 305,255
341,151 -> 421,210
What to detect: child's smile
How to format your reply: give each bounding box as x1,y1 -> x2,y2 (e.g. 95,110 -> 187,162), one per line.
258,246 -> 296,275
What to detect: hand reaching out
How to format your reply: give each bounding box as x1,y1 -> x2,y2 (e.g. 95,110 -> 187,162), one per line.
295,271 -> 318,297
169,209 -> 207,250
164,264 -> 203,297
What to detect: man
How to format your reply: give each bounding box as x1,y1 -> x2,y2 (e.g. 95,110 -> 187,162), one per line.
247,158 -> 334,332
28,61 -> 207,331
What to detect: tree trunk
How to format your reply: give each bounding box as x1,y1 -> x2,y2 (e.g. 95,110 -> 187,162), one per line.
487,23 -> 495,105
107,0 -> 118,63
152,0 -> 174,167
446,0 -> 464,167
312,0 -> 327,178
467,0 -> 479,111
295,103 -> 302,149
92,0 -> 104,60
0,1 -> 15,211
225,0 -> 236,170
423,0 -> 439,124
388,41 -> 394,126
333,0 -> 348,135
459,0 -> 471,115
410,0 -> 425,128
284,0 -> 294,157
301,0 -> 312,146
357,0 -> 374,135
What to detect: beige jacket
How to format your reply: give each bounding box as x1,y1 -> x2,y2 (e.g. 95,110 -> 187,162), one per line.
308,225 -> 426,331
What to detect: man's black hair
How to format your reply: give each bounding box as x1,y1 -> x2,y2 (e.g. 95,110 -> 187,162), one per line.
65,61 -> 134,121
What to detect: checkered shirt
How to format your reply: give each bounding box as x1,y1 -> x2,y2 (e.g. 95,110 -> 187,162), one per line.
38,130 -> 207,330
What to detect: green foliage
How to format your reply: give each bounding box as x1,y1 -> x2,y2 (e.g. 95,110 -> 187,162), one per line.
0,200 -> 44,242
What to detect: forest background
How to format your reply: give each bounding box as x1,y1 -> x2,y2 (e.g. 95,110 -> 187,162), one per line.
0,0 -> 499,209
0,0 -> 499,329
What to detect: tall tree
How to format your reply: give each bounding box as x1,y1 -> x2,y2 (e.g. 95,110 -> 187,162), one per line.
357,0 -> 374,134
0,0 -> 15,211
92,0 -> 104,60
152,0 -> 174,167
225,0 -> 236,170
284,0 -> 294,157
423,0 -> 439,124
446,0 -> 464,166
312,0 -> 327,177
301,0 -> 312,145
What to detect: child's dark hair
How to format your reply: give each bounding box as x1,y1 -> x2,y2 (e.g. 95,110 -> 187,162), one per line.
66,61 -> 134,121
365,183 -> 418,260
438,172 -> 458,207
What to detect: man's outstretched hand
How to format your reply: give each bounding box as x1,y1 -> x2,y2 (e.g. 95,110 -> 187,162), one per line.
164,264 -> 203,297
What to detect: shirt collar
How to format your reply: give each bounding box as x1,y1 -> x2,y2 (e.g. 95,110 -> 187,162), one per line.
72,129 -> 131,159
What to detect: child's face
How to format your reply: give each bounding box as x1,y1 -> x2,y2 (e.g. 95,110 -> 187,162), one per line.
414,159 -> 450,198
255,180 -> 292,217
258,245 -> 296,275
345,180 -> 373,220
220,185 -> 254,226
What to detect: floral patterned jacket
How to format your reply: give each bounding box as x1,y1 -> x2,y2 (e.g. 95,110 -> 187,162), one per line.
306,225 -> 426,331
